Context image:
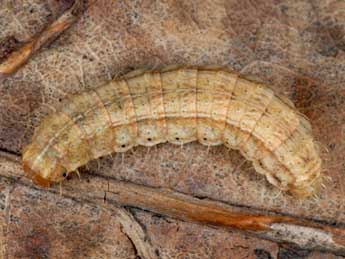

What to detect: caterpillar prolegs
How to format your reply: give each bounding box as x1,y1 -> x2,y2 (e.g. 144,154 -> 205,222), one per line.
22,67 -> 322,198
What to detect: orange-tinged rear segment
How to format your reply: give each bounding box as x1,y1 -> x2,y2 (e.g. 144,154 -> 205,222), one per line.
22,140 -> 67,186
22,160 -> 52,187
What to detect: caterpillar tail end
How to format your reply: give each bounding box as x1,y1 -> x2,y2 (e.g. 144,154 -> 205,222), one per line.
21,143 -> 65,188
22,160 -> 52,187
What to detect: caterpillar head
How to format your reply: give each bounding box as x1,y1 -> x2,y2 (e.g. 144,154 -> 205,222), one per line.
22,143 -> 67,187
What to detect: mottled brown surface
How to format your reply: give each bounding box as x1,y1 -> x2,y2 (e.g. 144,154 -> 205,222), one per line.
3,183 -> 137,258
0,0 -> 345,258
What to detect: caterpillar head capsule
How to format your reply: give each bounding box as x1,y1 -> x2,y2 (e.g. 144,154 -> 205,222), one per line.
22,143 -> 66,187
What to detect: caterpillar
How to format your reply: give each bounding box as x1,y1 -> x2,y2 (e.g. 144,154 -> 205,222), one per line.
22,67 -> 322,198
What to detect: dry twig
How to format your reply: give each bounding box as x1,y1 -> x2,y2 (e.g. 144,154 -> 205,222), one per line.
0,151 -> 344,256
0,0 -> 86,78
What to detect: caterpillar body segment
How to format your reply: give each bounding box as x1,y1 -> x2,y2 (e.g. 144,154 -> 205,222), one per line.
22,67 -> 322,198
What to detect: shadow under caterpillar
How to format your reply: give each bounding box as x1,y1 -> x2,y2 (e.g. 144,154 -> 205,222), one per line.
22,67 -> 322,198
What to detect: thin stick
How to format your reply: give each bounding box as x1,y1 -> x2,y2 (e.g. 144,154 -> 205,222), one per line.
82,176 -> 345,256
0,152 -> 344,255
0,0 -> 86,78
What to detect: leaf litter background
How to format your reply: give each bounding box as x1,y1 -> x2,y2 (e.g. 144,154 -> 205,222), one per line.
0,0 -> 345,258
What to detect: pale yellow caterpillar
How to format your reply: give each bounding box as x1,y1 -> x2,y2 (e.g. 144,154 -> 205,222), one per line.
22,67 -> 322,198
